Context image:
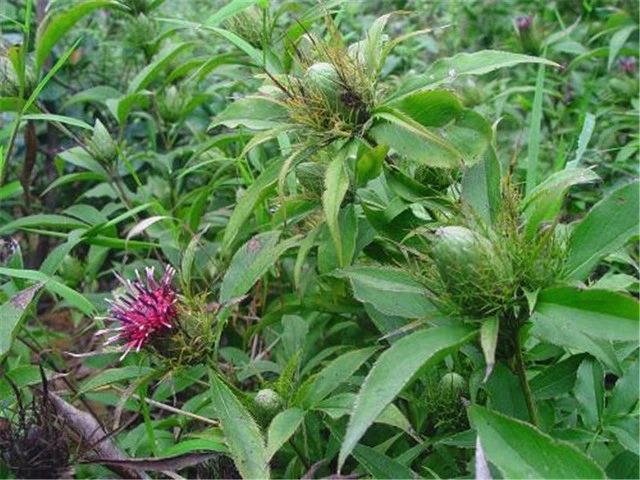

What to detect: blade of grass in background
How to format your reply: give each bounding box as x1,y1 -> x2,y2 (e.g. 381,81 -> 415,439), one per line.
525,61 -> 546,196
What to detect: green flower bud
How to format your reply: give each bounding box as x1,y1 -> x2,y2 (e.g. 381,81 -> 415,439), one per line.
89,120 -> 118,164
431,226 -> 512,317
439,372 -> 467,394
159,85 -> 184,122
303,62 -> 342,107
255,388 -> 283,416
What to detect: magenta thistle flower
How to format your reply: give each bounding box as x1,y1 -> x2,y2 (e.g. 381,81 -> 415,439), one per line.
619,56 -> 636,74
97,266 -> 178,359
516,15 -> 533,31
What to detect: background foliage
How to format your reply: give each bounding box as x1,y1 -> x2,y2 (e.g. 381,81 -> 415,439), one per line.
0,0 -> 638,478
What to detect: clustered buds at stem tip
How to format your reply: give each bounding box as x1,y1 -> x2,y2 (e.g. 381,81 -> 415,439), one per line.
96,266 -> 178,360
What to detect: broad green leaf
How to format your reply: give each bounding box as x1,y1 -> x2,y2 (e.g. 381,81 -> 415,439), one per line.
323,155 -> 350,266
220,231 -> 300,302
128,42 -> 196,93
531,287 -> 639,343
79,366 -> 155,394
266,408 -> 304,460
371,108 -> 491,168
606,361 -> 639,419
333,266 -> 435,319
299,347 -> 378,408
0,267 -> 95,315
339,325 -> 477,468
208,371 -> 269,479
566,181 -> 639,280
470,405 -> 605,479
480,316 -> 499,381
388,50 -> 557,102
461,145 -> 501,225
35,0 -> 121,70
521,167 -> 600,238
530,354 -> 586,400
0,283 -> 44,360
573,357 -> 604,430
106,92 -> 151,125
222,158 -> 283,252
356,142 -> 387,187
212,96 -> 288,130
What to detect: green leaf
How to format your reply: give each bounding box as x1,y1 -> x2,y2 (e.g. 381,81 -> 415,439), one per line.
388,50 -> 558,102
265,408 -> 304,461
461,145 -> 501,225
371,107 -> 491,168
323,155 -> 350,266
0,267 -> 95,315
299,347 -> 378,408
222,158 -> 283,252
35,0 -> 121,70
205,0 -> 264,26
470,405 -> 605,479
608,25 -> 637,70
0,213 -> 88,234
0,283 -> 44,360
530,354 -> 586,400
525,61 -> 546,195
21,113 -> 93,130
333,266 -> 435,319
521,167 -> 600,238
212,96 -> 289,130
128,42 -> 196,93
531,287 -> 639,343
566,181 -> 639,280
606,361 -> 639,419
573,357 -> 604,430
356,142 -> 387,187
480,316 -> 499,381
338,325 -> 477,469
208,371 -> 269,479
568,113 -> 596,167
220,231 -> 299,302
79,366 -> 155,394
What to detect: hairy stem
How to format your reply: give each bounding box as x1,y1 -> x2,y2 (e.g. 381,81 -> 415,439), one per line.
514,330 -> 538,426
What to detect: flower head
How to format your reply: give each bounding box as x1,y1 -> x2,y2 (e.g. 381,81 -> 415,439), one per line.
619,56 -> 636,74
98,266 -> 178,359
516,15 -> 533,31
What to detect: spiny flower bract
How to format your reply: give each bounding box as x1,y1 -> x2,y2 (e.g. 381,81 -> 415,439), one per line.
98,266 -> 178,359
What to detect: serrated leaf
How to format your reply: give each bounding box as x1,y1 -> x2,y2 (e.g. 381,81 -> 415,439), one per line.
388,50 -> 558,102
339,325 -> 477,469
209,371 -> 269,479
469,405 -> 605,479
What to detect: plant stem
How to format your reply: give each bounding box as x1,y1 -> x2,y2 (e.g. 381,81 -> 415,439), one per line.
514,330 -> 538,426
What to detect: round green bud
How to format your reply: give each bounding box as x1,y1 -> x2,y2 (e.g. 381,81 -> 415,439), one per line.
439,372 -> 467,394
